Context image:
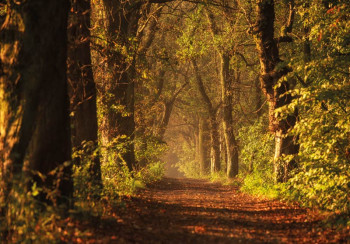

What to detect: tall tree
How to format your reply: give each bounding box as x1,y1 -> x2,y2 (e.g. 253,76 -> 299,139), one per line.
252,0 -> 298,182
206,8 -> 239,178
220,53 -> 239,178
192,59 -> 221,173
98,0 -> 141,170
198,116 -> 210,176
67,0 -> 102,186
0,0 -> 73,207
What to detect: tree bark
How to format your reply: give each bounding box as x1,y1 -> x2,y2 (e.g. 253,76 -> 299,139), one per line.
68,0 -> 102,187
253,0 -> 298,182
199,117 -> 210,176
254,76 -> 264,118
210,116 -> 221,173
100,0 -> 141,170
1,3 -> 27,211
0,0 -> 73,208
206,10 -> 239,178
192,59 -> 221,173
220,53 -> 239,179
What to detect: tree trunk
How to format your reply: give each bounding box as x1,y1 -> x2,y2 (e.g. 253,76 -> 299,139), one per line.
253,0 -> 298,182
220,127 -> 227,173
274,130 -> 298,182
220,53 -> 239,179
99,0 -> 141,170
0,4 -> 25,204
68,0 -> 102,187
209,114 -> 221,173
192,59 -> 221,174
198,117 -> 210,176
0,0 -> 73,208
157,82 -> 188,140
254,76 -> 264,118
206,11 -> 238,178
157,100 -> 174,140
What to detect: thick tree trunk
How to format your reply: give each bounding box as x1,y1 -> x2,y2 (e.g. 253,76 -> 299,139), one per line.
0,1 -> 73,208
220,53 -> 239,179
26,1 -> 73,206
253,0 -> 298,182
68,0 -> 102,187
100,0 -> 141,170
274,130 -> 298,182
198,117 -> 210,176
0,5 -> 26,214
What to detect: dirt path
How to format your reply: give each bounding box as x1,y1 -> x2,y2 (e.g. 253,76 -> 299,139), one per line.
83,177 -> 349,243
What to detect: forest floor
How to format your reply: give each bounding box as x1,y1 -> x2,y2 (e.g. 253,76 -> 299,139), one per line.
74,177 -> 350,243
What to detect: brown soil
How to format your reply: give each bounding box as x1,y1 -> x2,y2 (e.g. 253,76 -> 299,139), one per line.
78,177 -> 350,243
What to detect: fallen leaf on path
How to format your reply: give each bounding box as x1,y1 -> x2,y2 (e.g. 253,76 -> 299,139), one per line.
194,226 -> 206,233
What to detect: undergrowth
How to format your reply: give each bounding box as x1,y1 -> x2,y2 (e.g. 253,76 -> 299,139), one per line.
1,138 -> 166,242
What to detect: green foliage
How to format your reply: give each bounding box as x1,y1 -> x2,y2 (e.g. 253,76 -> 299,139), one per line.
238,117 -> 275,175
237,117 -> 277,198
1,171 -> 76,242
176,158 -> 201,179
175,143 -> 201,178
279,1 -> 350,217
135,135 -> 168,168
176,6 -> 210,60
72,141 -> 101,201
283,166 -> 350,212
134,135 -> 167,188
101,156 -> 146,197
137,161 -> 166,185
241,171 -> 279,199
100,134 -> 166,197
209,171 -> 227,183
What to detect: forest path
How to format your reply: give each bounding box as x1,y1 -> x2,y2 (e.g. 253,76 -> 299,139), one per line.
86,177 -> 349,243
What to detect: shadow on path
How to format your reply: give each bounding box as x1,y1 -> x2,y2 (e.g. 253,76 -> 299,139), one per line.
85,177 -> 350,243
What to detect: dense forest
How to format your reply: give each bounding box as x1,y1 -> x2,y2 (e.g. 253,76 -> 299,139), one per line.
0,0 -> 349,242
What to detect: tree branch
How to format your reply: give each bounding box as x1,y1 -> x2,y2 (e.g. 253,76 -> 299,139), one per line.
275,36 -> 293,43
276,0 -> 294,43
235,51 -> 258,66
191,59 -> 213,111
285,0 -> 294,34
171,81 -> 189,103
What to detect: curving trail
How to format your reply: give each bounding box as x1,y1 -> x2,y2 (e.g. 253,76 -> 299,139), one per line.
84,177 -> 349,243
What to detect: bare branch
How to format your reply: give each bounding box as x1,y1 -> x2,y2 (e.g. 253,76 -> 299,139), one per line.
191,59 -> 213,111
275,36 -> 293,43
285,0 -> 295,34
235,51 -> 258,67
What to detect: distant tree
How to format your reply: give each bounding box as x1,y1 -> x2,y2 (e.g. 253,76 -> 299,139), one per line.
198,117 -> 210,176
206,7 -> 239,179
192,59 -> 221,173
